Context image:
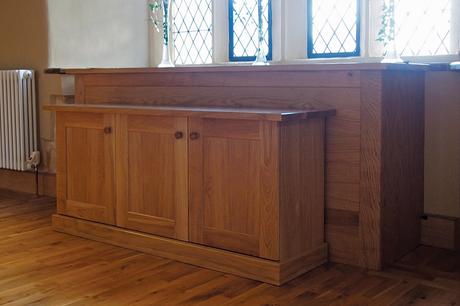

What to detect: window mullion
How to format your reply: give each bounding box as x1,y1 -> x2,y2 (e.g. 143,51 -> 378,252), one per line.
213,0 -> 229,63
283,0 -> 308,61
452,0 -> 460,54
368,0 -> 384,58
360,0 -> 369,58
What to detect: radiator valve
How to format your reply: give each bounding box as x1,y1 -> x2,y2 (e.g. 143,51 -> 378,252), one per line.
26,151 -> 41,170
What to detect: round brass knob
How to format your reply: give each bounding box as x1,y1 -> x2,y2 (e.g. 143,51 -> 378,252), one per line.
175,131 -> 184,139
190,132 -> 200,140
103,127 -> 112,134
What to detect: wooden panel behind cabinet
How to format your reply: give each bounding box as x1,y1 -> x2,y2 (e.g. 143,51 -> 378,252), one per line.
381,71 -> 425,264
56,112 -> 116,225
359,71 -> 383,269
189,118 -> 279,260
116,115 -> 188,241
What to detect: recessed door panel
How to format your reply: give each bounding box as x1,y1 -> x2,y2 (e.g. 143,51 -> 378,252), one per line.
56,112 -> 116,225
117,115 -> 188,241
189,118 -> 279,259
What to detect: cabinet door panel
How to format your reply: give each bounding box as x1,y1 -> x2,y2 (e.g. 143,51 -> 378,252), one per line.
203,137 -> 260,235
56,112 -> 116,225
117,115 -> 188,241
189,118 -> 279,259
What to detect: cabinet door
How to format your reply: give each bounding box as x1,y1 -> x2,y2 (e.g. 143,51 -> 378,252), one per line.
189,118 -> 279,260
56,112 -> 116,225
116,115 -> 188,241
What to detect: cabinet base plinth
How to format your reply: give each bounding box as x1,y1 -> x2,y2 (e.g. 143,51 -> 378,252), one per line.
52,214 -> 328,286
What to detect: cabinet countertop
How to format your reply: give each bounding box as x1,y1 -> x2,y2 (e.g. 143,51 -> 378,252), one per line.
44,104 -> 336,122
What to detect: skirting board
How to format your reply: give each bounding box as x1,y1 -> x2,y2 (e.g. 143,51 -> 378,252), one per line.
0,169 -> 56,197
421,214 -> 460,250
52,214 -> 328,286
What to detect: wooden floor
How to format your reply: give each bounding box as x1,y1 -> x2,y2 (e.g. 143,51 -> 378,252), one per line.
0,190 -> 459,306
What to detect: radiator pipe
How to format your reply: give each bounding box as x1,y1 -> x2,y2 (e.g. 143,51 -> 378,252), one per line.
34,166 -> 39,196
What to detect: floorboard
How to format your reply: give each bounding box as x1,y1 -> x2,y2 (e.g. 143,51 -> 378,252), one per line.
0,189 -> 459,305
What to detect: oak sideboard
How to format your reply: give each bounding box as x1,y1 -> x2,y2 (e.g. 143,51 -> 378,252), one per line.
45,103 -> 335,285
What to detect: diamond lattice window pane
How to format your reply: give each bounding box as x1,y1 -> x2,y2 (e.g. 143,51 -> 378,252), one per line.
173,0 -> 213,65
395,0 -> 451,56
230,0 -> 272,61
308,0 -> 360,58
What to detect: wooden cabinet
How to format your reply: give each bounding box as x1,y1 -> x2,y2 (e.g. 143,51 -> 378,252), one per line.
189,118 -> 279,259
56,112 -> 116,225
48,104 -> 334,285
59,65 -> 426,271
116,115 -> 188,241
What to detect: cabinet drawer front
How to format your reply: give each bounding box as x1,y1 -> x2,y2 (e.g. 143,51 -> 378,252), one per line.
189,118 -> 280,260
56,112 -> 116,225
116,115 -> 188,241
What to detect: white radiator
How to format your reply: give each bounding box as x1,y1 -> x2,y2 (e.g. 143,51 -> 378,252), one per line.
0,70 -> 38,171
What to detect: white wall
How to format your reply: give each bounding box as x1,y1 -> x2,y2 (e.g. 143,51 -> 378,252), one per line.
48,0 -> 149,68
0,0 -> 62,172
425,71 -> 460,218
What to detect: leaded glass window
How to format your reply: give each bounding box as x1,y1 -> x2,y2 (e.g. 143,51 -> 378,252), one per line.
229,0 -> 272,62
172,0 -> 213,65
307,0 -> 360,58
395,0 -> 452,56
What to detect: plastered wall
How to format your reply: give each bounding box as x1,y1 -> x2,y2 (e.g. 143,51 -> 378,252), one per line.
425,71 -> 460,218
47,0 -> 149,68
1,0 -> 150,173
0,0 -> 61,171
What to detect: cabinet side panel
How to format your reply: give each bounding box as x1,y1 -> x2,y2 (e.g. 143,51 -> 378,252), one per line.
259,121 -> 280,260
381,71 -> 425,264
280,118 -> 326,262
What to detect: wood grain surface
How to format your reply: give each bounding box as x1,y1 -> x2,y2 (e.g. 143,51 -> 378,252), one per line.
116,115 -> 189,241
46,67 -> 426,270
56,112 -> 116,225
0,189 -> 458,306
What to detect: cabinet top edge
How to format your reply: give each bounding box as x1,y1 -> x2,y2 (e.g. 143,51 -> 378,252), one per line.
43,104 -> 336,122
